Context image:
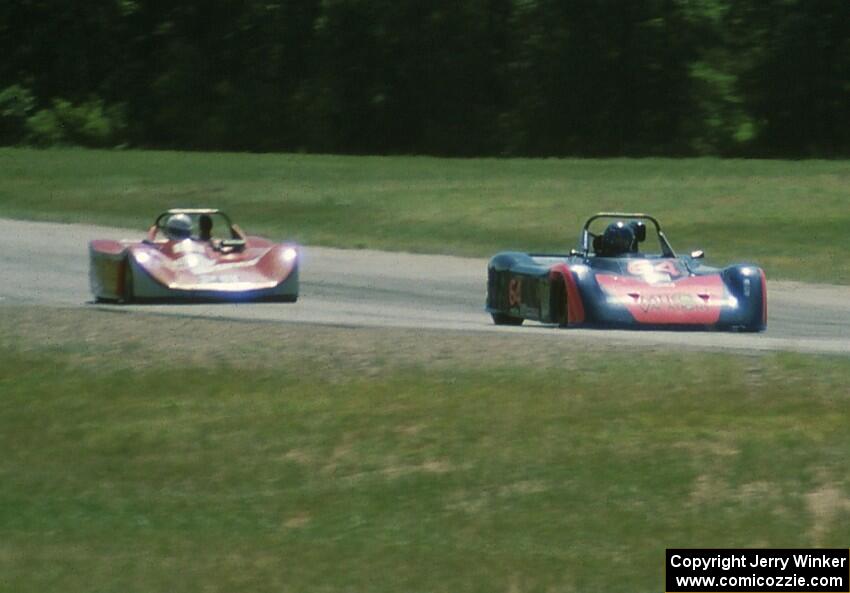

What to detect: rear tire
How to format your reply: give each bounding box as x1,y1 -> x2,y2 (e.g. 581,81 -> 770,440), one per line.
491,312 -> 523,326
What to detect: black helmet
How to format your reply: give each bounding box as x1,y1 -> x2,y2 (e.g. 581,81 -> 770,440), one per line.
601,221 -> 635,256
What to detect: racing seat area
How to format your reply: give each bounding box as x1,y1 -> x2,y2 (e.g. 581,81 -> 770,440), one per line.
146,210 -> 249,252
590,220 -> 647,257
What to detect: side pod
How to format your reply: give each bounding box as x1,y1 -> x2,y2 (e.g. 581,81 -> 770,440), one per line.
547,264 -> 586,326
89,240 -> 128,301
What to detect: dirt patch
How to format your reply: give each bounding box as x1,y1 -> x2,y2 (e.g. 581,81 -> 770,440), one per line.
805,484 -> 850,545
282,513 -> 312,529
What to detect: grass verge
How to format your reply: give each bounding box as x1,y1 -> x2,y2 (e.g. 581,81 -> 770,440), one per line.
2,306 -> 849,592
1,148 -> 848,283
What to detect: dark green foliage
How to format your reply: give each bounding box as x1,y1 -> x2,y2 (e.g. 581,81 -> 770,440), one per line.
0,0 -> 847,155
25,98 -> 126,147
0,85 -> 35,143
727,0 -> 850,156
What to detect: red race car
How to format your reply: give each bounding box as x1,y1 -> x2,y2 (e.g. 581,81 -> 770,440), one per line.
89,208 -> 299,303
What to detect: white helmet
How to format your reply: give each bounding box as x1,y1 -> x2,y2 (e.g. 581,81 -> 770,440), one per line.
165,214 -> 192,240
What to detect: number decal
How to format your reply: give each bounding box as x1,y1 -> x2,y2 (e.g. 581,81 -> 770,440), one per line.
627,260 -> 682,277
508,278 -> 522,306
655,261 -> 681,276
627,260 -> 653,276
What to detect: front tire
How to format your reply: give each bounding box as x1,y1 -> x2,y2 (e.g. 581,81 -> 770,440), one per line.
492,312 -> 523,326
121,259 -> 134,304
550,276 -> 567,325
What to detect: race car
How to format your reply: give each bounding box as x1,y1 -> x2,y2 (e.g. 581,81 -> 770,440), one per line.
89,208 -> 299,302
486,212 -> 766,331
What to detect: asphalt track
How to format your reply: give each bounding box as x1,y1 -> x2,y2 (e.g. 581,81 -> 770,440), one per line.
2,218 -> 849,354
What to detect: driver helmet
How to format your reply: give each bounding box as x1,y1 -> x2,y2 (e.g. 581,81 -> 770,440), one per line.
164,213 -> 192,241
601,221 -> 635,256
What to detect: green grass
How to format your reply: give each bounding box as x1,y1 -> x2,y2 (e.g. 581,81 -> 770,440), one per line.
2,310 -> 849,592
0,148 -> 848,283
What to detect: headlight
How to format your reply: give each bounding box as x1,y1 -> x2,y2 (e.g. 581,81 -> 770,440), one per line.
282,247 -> 297,263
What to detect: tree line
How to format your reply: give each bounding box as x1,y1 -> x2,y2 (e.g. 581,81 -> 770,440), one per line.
1,0 -> 847,156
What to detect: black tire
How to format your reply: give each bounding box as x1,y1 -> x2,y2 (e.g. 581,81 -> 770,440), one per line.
122,260 -> 134,304
550,277 -> 567,326
277,294 -> 298,303
491,312 -> 524,326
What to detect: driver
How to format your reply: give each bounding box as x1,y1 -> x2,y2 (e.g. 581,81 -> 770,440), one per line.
164,213 -> 192,241
599,221 -> 636,256
198,214 -> 213,241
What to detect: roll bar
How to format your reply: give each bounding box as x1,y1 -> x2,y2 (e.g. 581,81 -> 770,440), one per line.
150,208 -> 244,240
580,212 -> 676,257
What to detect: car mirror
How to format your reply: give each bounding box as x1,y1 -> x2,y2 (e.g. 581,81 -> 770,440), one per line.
219,238 -> 247,252
690,250 -> 705,260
